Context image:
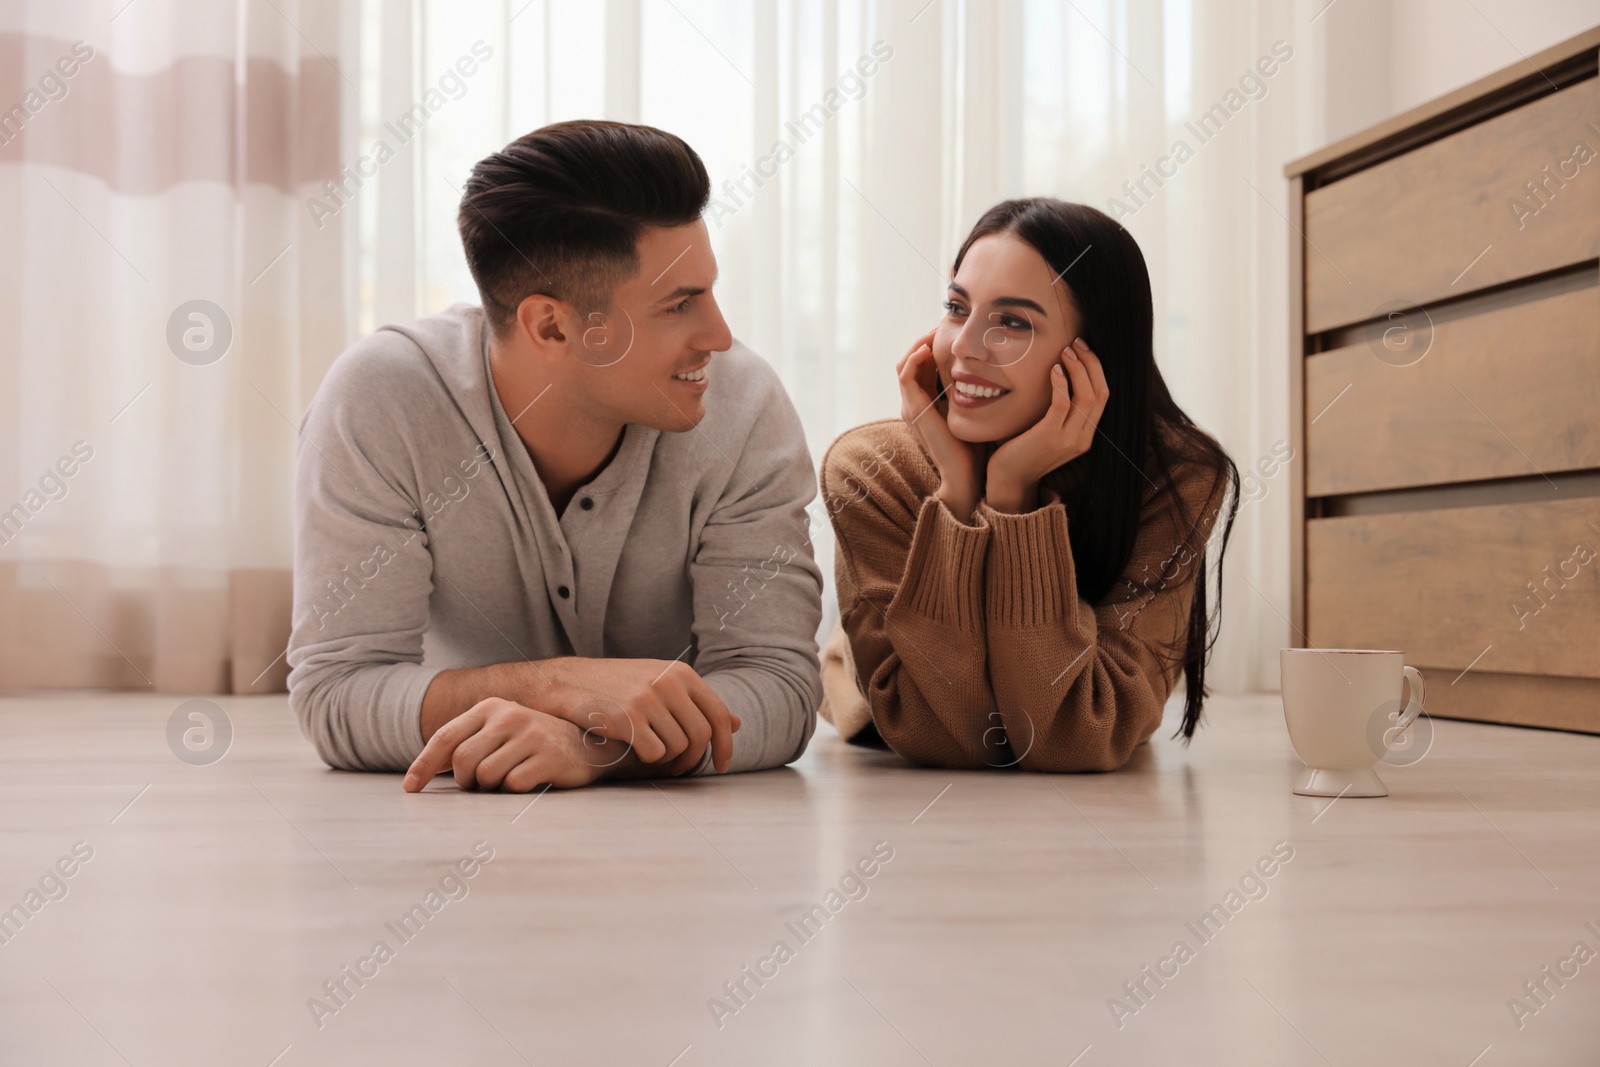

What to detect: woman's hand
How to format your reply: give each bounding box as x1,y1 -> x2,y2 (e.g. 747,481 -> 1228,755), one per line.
898,329 -> 984,521
986,337 -> 1109,513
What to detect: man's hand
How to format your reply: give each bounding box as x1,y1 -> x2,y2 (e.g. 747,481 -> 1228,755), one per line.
419,657 -> 743,778
543,658 -> 741,775
403,699 -> 608,793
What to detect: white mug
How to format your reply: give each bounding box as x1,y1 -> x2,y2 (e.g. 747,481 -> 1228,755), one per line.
1279,648 -> 1426,797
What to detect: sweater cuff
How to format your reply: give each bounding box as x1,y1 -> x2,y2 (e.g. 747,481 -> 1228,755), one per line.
977,496 -> 1075,627
895,495 -> 990,632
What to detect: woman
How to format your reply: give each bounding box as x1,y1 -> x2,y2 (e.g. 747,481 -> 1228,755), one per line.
818,198 -> 1239,771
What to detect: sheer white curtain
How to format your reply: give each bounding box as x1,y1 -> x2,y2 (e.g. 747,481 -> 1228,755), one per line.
356,0 -> 1314,694
0,0 -> 352,693
2,0 -> 1320,696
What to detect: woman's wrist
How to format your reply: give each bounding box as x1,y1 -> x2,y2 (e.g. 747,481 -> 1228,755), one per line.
935,478 -> 979,523
985,468 -> 1039,514
985,485 -> 1037,514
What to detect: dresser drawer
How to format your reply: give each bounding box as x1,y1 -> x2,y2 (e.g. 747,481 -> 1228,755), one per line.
1306,497 -> 1600,678
1305,282 -> 1600,496
1428,669 -> 1600,732
1304,77 -> 1600,334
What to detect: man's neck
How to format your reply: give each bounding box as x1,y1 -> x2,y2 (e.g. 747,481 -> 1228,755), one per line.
488,336 -> 626,515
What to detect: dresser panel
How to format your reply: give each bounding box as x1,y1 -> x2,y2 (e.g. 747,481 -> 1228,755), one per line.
1304,78 -> 1600,334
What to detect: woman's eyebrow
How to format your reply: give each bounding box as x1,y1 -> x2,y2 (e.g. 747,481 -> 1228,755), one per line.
948,282 -> 1049,316
991,296 -> 1048,316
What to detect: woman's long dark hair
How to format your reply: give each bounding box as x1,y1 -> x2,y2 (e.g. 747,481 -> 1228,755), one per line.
951,199 -> 1240,741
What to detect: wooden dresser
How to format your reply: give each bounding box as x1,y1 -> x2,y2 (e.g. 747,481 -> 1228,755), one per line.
1284,26 -> 1600,733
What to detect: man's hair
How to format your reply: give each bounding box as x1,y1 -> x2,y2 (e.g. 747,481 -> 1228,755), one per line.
457,120 -> 711,336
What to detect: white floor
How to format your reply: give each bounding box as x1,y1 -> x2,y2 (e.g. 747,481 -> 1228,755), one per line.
0,690 -> 1595,1066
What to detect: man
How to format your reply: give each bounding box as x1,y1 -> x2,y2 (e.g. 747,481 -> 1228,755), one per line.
287,120 -> 824,792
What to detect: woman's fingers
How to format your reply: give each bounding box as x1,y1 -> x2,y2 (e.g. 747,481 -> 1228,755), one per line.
1021,340 -> 1105,469
1072,340 -> 1110,445
896,343 -> 924,389
902,343 -> 928,390
898,346 -> 938,422
1083,349 -> 1111,430
896,328 -> 938,375
1049,350 -> 1088,438
1065,340 -> 1090,394
899,331 -> 982,516
914,344 -> 953,412
1060,340 -> 1102,439
1048,363 -> 1074,428
1075,337 -> 1109,398
906,341 -> 936,387
986,336 -> 1111,493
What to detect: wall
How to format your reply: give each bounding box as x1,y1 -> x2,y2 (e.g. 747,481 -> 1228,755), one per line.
1317,0 -> 1600,143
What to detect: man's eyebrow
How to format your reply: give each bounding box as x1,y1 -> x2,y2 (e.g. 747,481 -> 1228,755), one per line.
655,266 -> 718,305
657,284 -> 707,304
947,282 -> 1048,316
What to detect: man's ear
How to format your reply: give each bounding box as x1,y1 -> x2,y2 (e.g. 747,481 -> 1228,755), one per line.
514,294 -> 573,363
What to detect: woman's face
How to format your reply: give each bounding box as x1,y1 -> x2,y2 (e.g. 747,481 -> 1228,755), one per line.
933,232 -> 1084,443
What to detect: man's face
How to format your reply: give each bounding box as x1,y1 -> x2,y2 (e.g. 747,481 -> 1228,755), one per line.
567,219 -> 732,433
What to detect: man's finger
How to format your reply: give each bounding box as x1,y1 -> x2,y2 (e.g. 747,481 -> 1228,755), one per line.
665,741 -> 708,776
661,712 -> 739,776
452,712 -> 524,790
662,690 -> 714,770
450,736 -> 492,791
644,701 -> 691,762
683,675 -> 736,773
579,700 -> 648,753
403,707 -> 484,791
472,734 -> 535,790
610,704 -> 663,762
503,753 -> 555,793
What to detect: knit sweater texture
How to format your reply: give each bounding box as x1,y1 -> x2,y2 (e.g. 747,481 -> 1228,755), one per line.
819,418 -> 1228,771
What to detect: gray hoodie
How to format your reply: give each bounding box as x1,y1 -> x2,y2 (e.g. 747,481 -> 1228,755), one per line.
287,303 -> 823,775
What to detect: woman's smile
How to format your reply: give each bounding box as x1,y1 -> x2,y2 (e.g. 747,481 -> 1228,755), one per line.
949,369 -> 1011,408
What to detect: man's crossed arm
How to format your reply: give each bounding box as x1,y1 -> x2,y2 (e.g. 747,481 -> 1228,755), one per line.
403,657 -> 741,791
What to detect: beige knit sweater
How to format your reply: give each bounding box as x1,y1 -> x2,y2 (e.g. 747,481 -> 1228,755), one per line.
818,418 -> 1228,772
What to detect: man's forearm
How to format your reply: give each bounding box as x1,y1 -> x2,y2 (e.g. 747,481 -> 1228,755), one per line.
420,659 -> 568,740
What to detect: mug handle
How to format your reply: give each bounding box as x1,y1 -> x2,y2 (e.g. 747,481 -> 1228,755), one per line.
1389,666 -> 1426,741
